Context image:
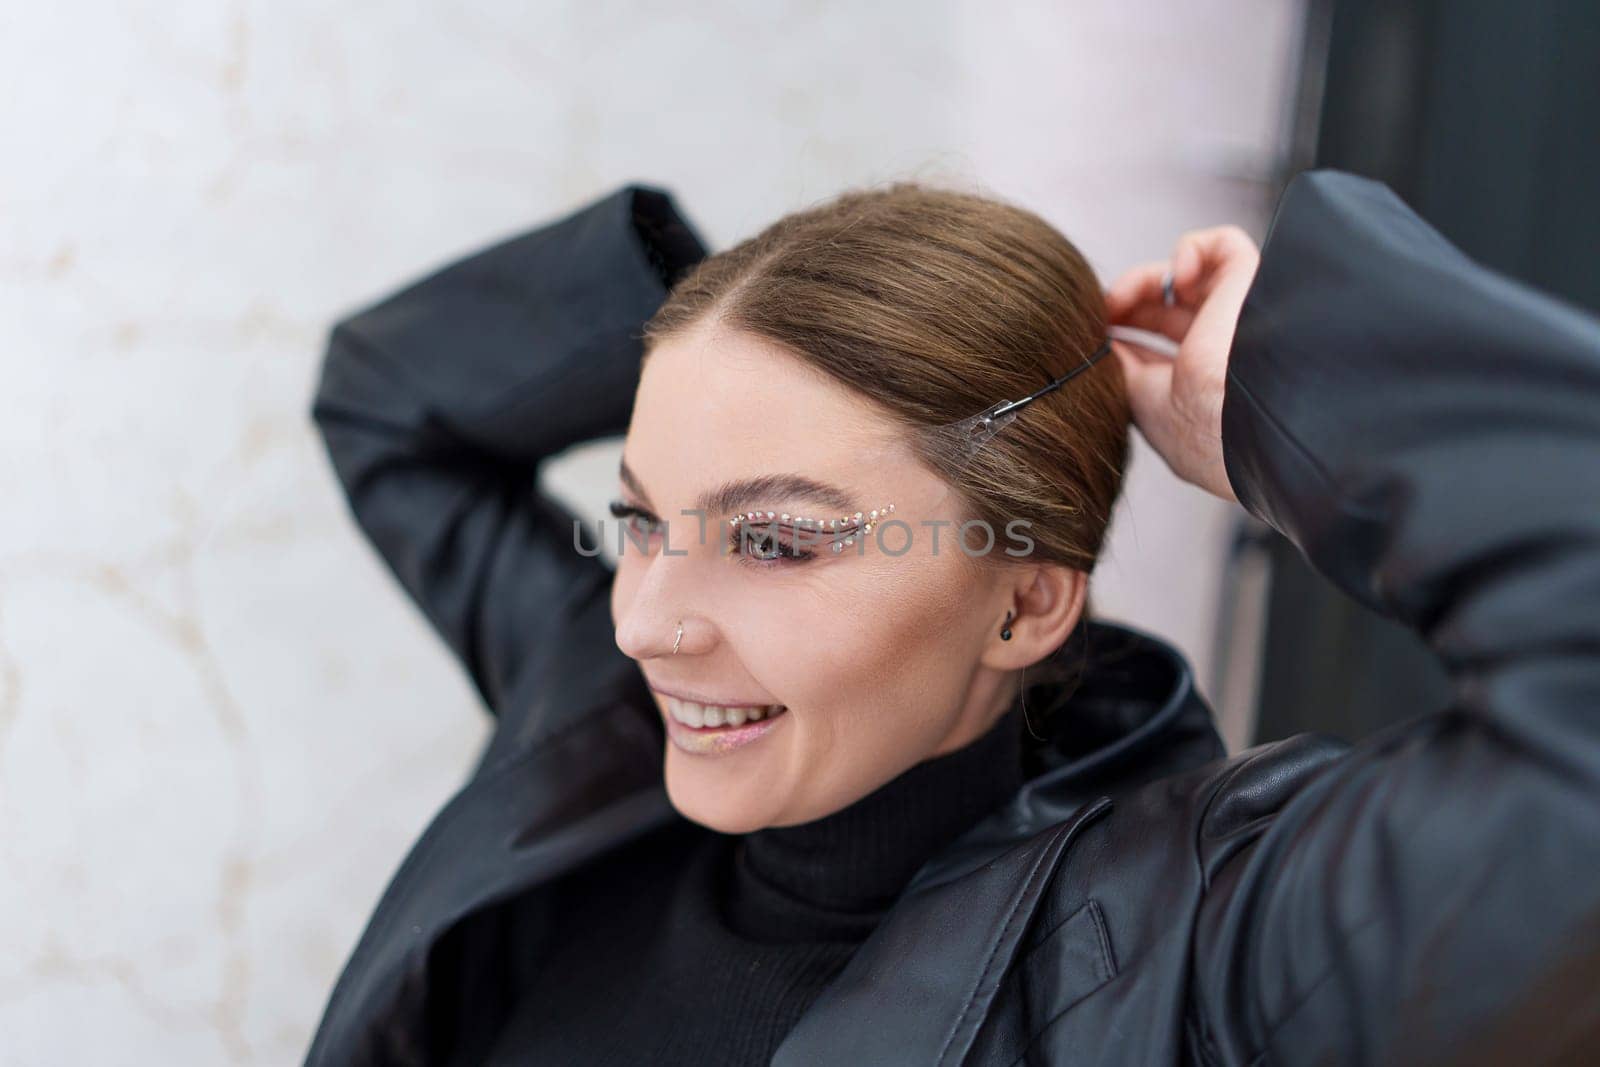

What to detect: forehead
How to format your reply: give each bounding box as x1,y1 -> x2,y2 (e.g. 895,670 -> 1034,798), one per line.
628,318 -> 914,500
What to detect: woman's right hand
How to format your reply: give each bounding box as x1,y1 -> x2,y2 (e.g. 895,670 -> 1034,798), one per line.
1104,225 -> 1261,506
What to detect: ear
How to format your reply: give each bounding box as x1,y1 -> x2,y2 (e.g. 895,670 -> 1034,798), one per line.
982,564 -> 1088,669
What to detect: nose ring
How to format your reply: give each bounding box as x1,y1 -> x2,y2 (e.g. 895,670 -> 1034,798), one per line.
672,620 -> 683,655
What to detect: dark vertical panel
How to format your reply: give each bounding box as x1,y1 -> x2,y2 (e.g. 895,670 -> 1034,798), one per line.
1252,0 -> 1600,744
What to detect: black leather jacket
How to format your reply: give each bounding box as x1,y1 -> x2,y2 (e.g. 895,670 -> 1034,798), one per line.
303,171 -> 1600,1065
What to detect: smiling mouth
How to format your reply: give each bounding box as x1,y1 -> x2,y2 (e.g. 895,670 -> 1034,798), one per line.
662,696 -> 789,729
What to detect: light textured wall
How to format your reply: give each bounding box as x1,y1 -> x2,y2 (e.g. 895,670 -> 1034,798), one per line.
1,2 -> 1300,1061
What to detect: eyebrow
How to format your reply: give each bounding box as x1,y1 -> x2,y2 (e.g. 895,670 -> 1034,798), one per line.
618,456 -> 860,518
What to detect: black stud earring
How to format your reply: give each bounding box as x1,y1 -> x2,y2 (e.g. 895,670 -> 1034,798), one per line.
1000,610 -> 1013,641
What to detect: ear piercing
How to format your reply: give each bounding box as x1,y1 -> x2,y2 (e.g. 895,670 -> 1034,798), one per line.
728,504 -> 896,553
1000,610 -> 1014,641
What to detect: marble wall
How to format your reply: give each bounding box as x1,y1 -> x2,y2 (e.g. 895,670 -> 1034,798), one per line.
1,2 -> 1301,1061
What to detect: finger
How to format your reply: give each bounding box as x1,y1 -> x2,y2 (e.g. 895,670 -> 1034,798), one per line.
1106,260 -> 1198,341
1170,226 -> 1260,305
1111,302 -> 1195,343
1170,238 -> 1204,306
1184,261 -> 1255,366
1179,242 -> 1259,368
1105,260 -> 1172,320
1109,336 -> 1169,367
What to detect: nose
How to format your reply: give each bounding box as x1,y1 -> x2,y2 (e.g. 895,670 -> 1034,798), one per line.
613,552 -> 710,662
616,606 -> 710,662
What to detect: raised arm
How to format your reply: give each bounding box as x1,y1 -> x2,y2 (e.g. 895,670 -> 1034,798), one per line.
1116,169 -> 1600,1063
310,186 -> 708,716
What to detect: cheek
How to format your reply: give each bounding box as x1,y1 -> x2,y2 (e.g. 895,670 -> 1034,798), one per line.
765,564 -> 979,752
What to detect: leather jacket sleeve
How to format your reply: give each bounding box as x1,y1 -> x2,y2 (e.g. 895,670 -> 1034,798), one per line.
309,187 -> 708,715
1191,170 -> 1600,1063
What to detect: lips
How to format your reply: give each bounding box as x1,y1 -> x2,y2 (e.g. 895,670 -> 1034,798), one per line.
655,694 -> 792,756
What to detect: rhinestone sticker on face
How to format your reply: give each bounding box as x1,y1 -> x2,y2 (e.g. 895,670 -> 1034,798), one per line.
728,503 -> 896,554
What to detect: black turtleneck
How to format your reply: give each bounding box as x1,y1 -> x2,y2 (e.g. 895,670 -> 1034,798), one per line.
480,704 -> 1025,1065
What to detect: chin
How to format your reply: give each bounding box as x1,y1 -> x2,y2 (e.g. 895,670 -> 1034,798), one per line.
662,758 -> 777,834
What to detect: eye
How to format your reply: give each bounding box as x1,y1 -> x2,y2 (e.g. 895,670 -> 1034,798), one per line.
728,522 -> 817,567
608,500 -> 663,544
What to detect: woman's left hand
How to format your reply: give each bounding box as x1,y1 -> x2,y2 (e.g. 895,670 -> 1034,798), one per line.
1104,225 -> 1260,506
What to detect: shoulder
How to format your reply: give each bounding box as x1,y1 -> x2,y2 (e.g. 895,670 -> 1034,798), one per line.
1028,734 -> 1352,966
1073,733 -> 1352,896
1004,736 -> 1350,1051
1191,733 -> 1351,842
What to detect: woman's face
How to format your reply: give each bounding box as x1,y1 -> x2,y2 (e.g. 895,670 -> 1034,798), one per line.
611,316 -> 1024,833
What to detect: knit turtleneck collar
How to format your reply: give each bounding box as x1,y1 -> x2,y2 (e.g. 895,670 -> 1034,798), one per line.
726,704 -> 1025,942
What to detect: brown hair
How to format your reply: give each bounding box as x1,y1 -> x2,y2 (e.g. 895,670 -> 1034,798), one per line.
642,181 -> 1130,718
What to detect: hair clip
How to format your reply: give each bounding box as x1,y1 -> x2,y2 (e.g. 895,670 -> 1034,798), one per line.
728,504 -> 896,553
932,338 -> 1114,463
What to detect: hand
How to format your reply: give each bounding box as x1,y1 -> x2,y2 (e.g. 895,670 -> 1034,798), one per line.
1104,226 -> 1260,505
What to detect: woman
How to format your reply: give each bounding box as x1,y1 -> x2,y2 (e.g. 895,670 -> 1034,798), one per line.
304,171 -> 1600,1065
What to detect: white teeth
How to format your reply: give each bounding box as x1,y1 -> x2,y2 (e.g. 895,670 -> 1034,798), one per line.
665,698 -> 786,728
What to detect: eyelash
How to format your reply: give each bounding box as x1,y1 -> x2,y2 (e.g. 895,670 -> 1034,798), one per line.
605,500 -> 818,568
608,500 -> 662,540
